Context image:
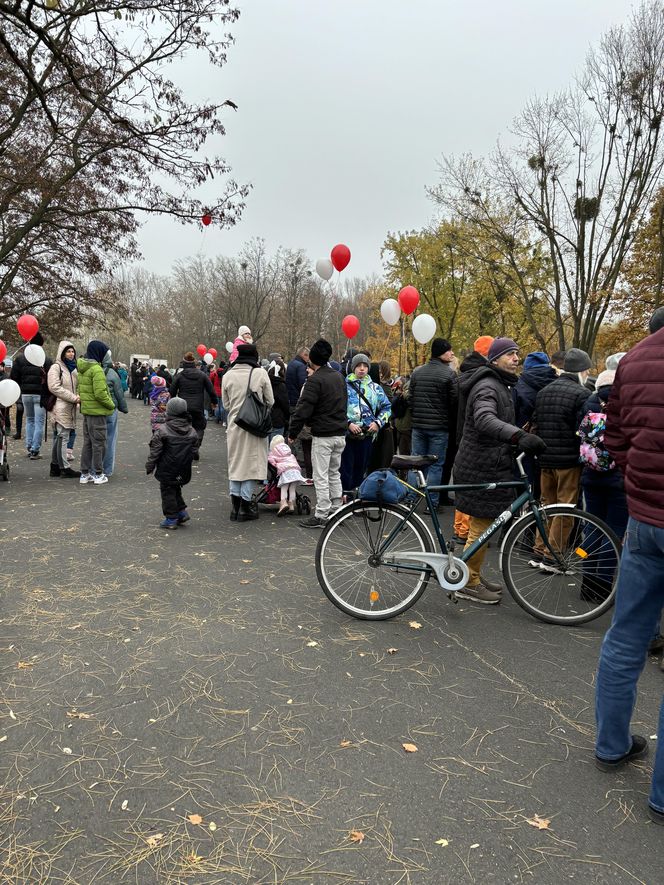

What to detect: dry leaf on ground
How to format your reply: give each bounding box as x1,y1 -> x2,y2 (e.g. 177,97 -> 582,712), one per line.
408,621 -> 422,630
349,830 -> 366,843
17,661 -> 33,669
187,813 -> 203,825
306,641 -> 318,647
435,838 -> 449,846
526,814 -> 551,830
339,739 -> 352,748
402,742 -> 418,753
145,833 -> 164,848
66,711 -> 92,720
387,647 -> 398,654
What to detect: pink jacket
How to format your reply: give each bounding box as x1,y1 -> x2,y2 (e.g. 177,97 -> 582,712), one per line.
268,442 -> 300,475
229,335 -> 245,365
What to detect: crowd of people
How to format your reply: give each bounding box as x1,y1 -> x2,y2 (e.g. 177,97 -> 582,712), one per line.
2,311 -> 664,825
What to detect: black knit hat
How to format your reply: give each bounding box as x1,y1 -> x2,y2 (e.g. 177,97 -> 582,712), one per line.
309,339 -> 332,367
431,338 -> 453,358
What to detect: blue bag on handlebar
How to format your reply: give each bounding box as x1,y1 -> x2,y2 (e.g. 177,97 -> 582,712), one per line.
358,469 -> 407,505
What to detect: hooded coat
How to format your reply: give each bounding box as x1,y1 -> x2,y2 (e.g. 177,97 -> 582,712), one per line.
513,363 -> 557,429
146,414 -> 198,484
102,353 -> 128,414
47,340 -> 78,430
222,362 -> 274,481
453,365 -> 522,518
456,351 -> 488,443
77,354 -> 115,416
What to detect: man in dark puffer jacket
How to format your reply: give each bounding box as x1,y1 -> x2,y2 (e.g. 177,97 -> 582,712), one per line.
513,352 -> 557,499
531,348 -> 592,570
10,332 -> 53,459
409,338 -> 458,509
454,338 -> 546,604
170,352 -> 217,456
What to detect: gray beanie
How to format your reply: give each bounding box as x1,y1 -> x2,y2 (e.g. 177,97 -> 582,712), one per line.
167,396 -> 188,417
564,348 -> 592,372
351,353 -> 370,372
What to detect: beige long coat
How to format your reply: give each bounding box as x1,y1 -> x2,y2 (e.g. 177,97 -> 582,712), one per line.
222,363 -> 274,481
47,339 -> 78,430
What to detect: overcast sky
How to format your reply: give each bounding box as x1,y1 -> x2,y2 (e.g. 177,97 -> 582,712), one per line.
137,0 -> 635,281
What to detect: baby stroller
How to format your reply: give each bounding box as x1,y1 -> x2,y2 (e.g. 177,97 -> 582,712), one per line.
0,407 -> 9,482
254,463 -> 311,515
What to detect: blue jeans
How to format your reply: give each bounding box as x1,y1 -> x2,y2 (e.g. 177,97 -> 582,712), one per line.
595,517 -> 664,811
68,428 -> 76,451
22,394 -> 45,453
230,479 -> 255,502
582,480 -> 629,596
103,409 -> 118,477
215,402 -> 228,424
410,428 -> 449,508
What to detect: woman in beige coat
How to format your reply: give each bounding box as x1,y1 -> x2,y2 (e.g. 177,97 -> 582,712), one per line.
47,340 -> 81,478
222,343 -> 274,521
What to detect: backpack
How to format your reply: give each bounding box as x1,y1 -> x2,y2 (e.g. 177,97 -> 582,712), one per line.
358,469 -> 407,505
578,403 -> 615,472
391,393 -> 409,420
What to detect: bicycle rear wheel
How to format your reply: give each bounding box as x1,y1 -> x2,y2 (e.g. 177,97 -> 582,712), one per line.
500,505 -> 621,625
316,501 -> 434,620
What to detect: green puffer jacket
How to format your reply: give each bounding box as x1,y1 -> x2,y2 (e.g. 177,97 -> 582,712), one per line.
77,358 -> 116,416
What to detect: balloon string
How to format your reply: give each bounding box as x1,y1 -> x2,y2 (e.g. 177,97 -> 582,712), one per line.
9,342 -> 28,360
379,324 -> 394,362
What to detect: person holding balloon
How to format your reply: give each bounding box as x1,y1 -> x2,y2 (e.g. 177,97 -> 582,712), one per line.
340,354 -> 392,495
10,331 -> 52,461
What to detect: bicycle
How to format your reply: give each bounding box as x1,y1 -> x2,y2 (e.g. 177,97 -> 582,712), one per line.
315,452 -> 621,625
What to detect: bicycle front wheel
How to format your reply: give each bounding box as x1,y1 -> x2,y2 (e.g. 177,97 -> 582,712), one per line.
316,501 -> 434,620
500,505 -> 621,625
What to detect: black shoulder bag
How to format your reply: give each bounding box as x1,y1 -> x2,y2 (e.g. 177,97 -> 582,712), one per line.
234,367 -> 272,438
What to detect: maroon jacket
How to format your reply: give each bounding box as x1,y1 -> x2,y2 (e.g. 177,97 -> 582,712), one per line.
605,326 -> 664,528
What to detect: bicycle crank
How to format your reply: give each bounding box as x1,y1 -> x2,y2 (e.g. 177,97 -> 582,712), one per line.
389,552 -> 470,592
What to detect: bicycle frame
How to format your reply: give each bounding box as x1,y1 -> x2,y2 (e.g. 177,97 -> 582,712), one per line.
373,454 -> 553,573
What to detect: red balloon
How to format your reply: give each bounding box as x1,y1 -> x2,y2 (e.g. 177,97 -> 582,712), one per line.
398,286 -> 420,316
208,348 -> 218,359
16,314 -> 39,342
0,340 -> 6,363
330,243 -> 351,272
202,214 -> 212,226
196,344 -> 207,356
341,314 -> 360,339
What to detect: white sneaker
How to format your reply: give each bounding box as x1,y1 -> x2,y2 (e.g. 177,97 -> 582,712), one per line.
93,474 -> 109,485
79,473 -> 92,484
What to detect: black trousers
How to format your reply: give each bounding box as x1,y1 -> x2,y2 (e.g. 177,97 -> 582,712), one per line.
189,409 -> 206,448
160,481 -> 186,518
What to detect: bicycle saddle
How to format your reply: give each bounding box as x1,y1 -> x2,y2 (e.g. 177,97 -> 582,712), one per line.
391,454 -> 437,471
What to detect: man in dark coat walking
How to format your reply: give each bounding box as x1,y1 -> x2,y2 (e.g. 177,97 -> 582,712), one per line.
594,322 -> 664,822
453,337 -> 546,604
170,352 -> 217,456
531,348 -> 592,570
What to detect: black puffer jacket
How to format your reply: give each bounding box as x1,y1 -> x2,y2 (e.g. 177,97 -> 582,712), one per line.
11,352 -> 53,397
453,365 -> 522,519
170,365 -> 217,413
513,365 -> 557,429
456,351 -> 487,443
289,365 -> 347,439
534,373 -> 591,469
270,375 -> 290,431
409,359 -> 458,431
146,414 -> 198,484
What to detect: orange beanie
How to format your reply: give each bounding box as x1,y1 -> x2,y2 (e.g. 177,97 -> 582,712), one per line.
473,335 -> 494,358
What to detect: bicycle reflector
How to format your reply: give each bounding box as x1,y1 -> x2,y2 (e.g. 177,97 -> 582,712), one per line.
370,591 -> 380,602
575,547 -> 589,559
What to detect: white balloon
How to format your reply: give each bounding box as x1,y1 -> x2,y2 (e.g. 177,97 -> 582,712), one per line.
0,378 -> 21,407
225,341 -> 233,354
315,258 -> 334,281
412,313 -> 437,344
203,352 -> 213,364
380,298 -> 401,326
24,344 -> 46,367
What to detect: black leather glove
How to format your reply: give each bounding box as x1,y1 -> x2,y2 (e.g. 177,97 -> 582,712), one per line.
146,464 -> 154,475
517,432 -> 547,456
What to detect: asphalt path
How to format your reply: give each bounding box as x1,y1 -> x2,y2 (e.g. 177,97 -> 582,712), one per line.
1,400 -> 663,884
